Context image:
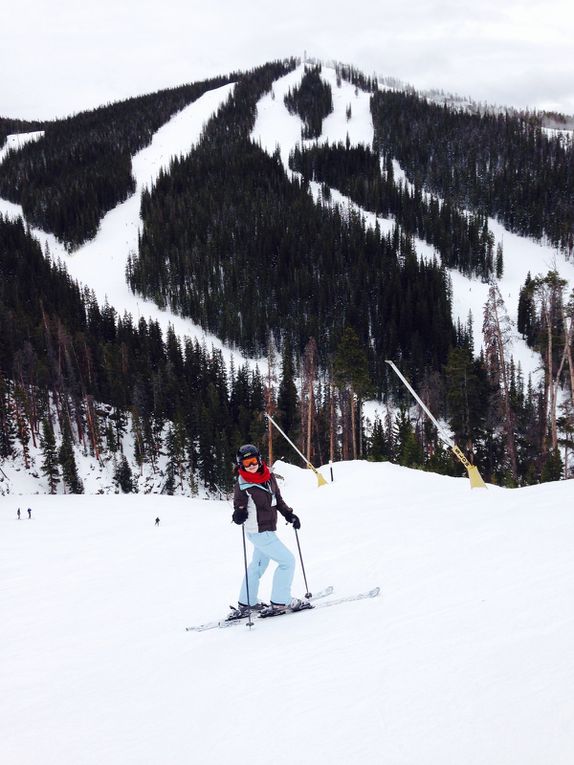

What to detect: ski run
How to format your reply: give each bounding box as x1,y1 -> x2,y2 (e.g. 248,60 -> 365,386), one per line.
3,460 -> 574,764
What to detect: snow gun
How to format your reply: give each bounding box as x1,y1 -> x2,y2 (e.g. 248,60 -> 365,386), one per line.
385,360 -> 487,489
264,412 -> 328,488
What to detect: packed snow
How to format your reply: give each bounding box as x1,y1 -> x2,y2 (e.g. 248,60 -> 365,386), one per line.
0,130 -> 44,164
2,460 -> 573,764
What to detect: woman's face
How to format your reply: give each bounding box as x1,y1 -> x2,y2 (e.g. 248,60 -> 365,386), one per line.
242,457 -> 259,473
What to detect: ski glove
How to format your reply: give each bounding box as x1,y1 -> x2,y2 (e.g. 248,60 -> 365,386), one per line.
232,508 -> 248,525
284,511 -> 301,530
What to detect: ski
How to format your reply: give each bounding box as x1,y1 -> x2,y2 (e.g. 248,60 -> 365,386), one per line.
311,586 -> 380,611
185,586 -> 334,632
259,586 -> 381,619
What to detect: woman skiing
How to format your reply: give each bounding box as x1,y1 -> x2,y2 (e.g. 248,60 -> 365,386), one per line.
229,443 -> 308,619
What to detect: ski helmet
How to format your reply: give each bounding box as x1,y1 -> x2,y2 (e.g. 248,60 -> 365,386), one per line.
236,444 -> 261,467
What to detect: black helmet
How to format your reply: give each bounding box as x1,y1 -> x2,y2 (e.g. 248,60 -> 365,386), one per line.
236,443 -> 261,467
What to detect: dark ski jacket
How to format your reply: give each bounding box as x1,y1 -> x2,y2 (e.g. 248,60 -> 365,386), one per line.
233,473 -> 293,533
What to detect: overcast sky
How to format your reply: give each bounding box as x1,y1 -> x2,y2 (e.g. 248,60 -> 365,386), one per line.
2,0 -> 574,120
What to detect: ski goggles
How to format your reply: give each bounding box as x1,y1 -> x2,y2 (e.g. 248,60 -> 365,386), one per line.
241,456 -> 259,467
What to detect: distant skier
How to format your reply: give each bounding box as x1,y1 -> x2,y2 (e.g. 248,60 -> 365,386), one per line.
27,507 -> 32,519
17,508 -> 21,520
155,517 -> 160,526
229,444 -> 305,619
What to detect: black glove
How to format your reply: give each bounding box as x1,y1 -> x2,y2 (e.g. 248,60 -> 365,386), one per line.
232,508 -> 248,525
284,511 -> 301,530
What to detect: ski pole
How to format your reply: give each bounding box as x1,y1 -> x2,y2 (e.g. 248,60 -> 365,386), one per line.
241,525 -> 254,628
294,528 -> 312,599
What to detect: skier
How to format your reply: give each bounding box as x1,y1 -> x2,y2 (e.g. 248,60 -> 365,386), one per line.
27,507 -> 32,519
17,508 -> 21,520
229,444 -> 306,619
155,517 -> 160,526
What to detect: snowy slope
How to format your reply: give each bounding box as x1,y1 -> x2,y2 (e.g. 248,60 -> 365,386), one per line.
252,64 -> 574,382
2,461 -> 573,764
2,62 -> 572,383
0,83 -> 254,374
0,130 -> 44,163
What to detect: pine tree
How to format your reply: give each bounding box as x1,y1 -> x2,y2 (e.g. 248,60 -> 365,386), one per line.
540,448 -> 563,483
0,373 -> 15,458
393,409 -> 424,467
114,454 -> 135,493
276,339 -> 300,449
165,420 -> 187,493
368,415 -> 389,461
59,418 -> 84,493
444,346 -> 488,461
40,418 -> 60,494
334,327 -> 372,459
517,273 -> 536,344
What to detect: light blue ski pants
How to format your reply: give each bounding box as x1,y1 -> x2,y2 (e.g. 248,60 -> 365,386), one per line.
239,531 -> 295,606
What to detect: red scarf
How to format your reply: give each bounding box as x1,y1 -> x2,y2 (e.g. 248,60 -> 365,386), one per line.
238,461 -> 271,484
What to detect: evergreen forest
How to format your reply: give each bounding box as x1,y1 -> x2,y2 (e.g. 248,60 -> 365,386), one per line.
290,142 -> 499,281
371,90 -> 574,254
0,75 -> 237,249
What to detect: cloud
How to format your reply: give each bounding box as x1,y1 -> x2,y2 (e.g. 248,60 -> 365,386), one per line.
1,0 -> 573,119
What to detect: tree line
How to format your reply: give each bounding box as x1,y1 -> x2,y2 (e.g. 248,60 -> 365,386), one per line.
370,90 -> 574,255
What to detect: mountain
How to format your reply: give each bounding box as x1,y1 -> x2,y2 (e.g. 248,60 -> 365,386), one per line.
1,59 -> 574,494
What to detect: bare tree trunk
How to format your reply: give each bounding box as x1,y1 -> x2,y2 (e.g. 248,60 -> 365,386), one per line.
13,393 -> 30,469
350,391 -> 357,460
329,381 -> 336,463
491,296 -> 518,479
545,306 -> 557,451
535,274 -> 567,454
562,311 -> 574,408
85,395 -> 101,462
306,386 -> 313,462
302,338 -> 318,463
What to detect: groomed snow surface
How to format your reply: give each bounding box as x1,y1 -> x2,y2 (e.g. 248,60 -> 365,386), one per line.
2,461 -> 573,765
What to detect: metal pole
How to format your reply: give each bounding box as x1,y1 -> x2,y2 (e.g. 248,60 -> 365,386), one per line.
294,528 -> 312,599
386,359 -> 487,488
241,526 -> 254,628
265,412 -> 312,466
264,412 -> 328,486
385,359 -> 453,447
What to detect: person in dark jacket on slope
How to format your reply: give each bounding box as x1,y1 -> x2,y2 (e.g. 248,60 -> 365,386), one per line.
229,444 -> 305,618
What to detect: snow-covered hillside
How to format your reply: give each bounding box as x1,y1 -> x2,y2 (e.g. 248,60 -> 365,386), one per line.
3,62 -> 573,386
253,65 -> 574,381
1,62 -> 574,494
2,461 -> 573,764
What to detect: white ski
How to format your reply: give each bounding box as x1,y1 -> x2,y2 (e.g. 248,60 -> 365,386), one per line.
185,586 -> 381,632
186,586 -> 334,632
